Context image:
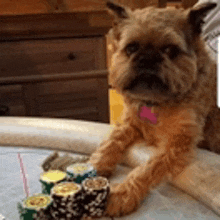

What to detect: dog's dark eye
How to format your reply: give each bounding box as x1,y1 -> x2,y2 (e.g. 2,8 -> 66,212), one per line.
125,42 -> 140,56
161,45 -> 181,59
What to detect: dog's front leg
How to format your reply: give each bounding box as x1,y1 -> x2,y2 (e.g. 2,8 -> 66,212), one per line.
89,123 -> 142,177
106,122 -> 201,217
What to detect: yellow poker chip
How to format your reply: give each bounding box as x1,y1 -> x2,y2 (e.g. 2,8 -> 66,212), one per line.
52,182 -> 81,197
23,194 -> 52,209
40,170 -> 67,183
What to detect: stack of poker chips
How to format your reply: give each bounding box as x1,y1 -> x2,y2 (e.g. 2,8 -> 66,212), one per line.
17,194 -> 53,220
18,162 -> 110,220
40,170 -> 67,194
66,163 -> 97,183
82,176 -> 110,218
50,182 -> 83,220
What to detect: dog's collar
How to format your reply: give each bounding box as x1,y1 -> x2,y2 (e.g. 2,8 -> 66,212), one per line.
138,102 -> 159,125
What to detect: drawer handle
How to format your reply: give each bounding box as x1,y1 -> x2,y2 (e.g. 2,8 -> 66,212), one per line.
68,53 -> 76,60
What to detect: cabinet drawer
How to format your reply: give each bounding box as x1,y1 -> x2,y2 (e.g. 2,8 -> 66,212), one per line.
36,79 -> 100,119
0,85 -> 26,116
37,78 -> 98,95
0,37 -> 106,78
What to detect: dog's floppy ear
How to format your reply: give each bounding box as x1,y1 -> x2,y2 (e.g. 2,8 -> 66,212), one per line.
106,1 -> 131,20
188,2 -> 217,35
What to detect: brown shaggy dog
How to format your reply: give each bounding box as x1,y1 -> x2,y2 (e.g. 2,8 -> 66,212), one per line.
89,1 -> 218,217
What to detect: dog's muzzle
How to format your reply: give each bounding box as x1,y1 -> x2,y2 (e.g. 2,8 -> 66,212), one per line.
124,74 -> 169,92
124,49 -> 168,91
134,49 -> 164,73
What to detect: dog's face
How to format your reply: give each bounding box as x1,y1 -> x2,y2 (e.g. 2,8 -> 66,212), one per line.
107,2 -> 216,106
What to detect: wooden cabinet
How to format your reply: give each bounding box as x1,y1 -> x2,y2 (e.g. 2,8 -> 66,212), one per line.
0,38 -> 106,77
0,85 -> 26,116
0,71 -> 109,122
0,0 -> 163,16
34,77 -> 109,121
0,11 -> 111,123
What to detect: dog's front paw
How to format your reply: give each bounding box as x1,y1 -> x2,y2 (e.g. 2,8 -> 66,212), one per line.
88,153 -> 114,177
106,183 -> 140,217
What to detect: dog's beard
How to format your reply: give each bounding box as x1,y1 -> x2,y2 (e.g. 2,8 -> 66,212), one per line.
124,74 -> 169,93
122,73 -> 171,105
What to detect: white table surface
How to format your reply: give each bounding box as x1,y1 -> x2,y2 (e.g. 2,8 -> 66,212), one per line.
1,146 -> 220,220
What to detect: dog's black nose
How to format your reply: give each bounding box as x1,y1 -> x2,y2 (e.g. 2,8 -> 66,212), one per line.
134,50 -> 163,71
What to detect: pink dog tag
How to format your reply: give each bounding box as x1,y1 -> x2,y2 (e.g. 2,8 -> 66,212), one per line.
138,106 -> 158,124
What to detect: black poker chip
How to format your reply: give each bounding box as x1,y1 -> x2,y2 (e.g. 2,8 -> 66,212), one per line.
81,176 -> 110,218
50,182 -> 83,220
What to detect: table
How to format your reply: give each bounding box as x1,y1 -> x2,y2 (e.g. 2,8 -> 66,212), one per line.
1,146 -> 220,220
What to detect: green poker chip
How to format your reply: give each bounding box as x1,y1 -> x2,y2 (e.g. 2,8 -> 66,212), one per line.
66,163 -> 97,183
18,194 -> 52,220
39,170 -> 67,194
